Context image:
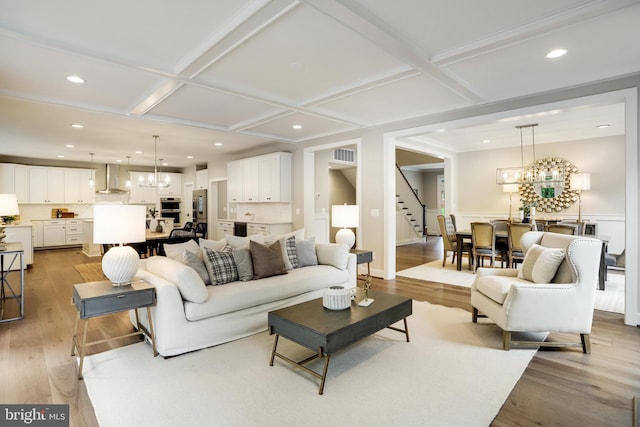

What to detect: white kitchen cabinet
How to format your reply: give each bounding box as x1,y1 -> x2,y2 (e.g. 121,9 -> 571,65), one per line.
128,172 -> 158,204
227,161 -> 243,203
4,224 -> 33,268
32,220 -> 44,247
158,173 -> 182,196
82,220 -> 101,257
29,166 -> 64,204
196,169 -> 208,189
247,222 -> 292,236
65,219 -> 83,245
0,163 -> 30,203
64,168 -> 95,203
227,152 -> 291,203
217,220 -> 234,240
259,153 -> 291,202
43,220 -> 66,246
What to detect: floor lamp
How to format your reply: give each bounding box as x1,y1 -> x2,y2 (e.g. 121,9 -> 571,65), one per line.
571,173 -> 591,223
502,184 -> 519,221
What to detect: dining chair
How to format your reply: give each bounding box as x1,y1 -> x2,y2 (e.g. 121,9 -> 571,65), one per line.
471,222 -> 496,272
491,220 -> 510,265
559,220 -> 586,235
545,224 -> 579,235
507,222 -> 534,267
437,214 -> 472,268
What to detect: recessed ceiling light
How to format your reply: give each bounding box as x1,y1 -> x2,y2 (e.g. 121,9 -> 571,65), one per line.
596,124 -> 611,129
66,75 -> 85,84
162,162 -> 168,166
135,151 -> 142,154
482,139 -> 490,144
292,124 -> 302,130
65,144 -> 75,148
187,155 -> 194,159
116,159 -> 122,163
56,155 -> 64,158
545,49 -> 567,59
214,142 -> 223,146
71,124 -> 83,128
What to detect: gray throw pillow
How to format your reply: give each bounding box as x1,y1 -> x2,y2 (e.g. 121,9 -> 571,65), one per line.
181,249 -> 210,284
250,240 -> 288,279
203,245 -> 239,285
232,247 -> 254,281
296,237 -> 318,268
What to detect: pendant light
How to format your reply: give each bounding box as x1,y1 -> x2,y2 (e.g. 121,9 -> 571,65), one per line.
88,153 -> 95,187
138,135 -> 170,188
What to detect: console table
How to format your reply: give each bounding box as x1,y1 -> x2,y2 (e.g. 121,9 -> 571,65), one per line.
0,242 -> 25,322
71,279 -> 157,379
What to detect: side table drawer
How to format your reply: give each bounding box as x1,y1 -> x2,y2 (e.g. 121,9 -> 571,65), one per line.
73,285 -> 155,319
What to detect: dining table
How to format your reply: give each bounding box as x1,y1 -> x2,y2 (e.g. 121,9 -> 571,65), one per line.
144,229 -> 172,256
455,230 -> 508,271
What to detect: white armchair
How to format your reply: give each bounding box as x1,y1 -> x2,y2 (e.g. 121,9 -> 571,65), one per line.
471,231 -> 602,353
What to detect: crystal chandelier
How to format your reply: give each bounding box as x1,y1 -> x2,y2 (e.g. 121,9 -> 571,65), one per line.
496,123 -> 566,188
138,135 -> 170,188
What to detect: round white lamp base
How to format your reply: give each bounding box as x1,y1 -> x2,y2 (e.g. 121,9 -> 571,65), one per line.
102,245 -> 139,286
335,228 -> 355,249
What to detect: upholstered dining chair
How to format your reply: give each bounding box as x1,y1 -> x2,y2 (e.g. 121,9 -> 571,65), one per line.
545,223 -> 579,235
471,231 -> 602,353
558,220 -> 586,235
507,222 -> 534,267
471,222 -> 497,272
437,214 -> 472,268
491,220 -> 510,265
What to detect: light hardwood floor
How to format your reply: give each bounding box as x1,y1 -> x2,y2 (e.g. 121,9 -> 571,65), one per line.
2,243 -> 639,427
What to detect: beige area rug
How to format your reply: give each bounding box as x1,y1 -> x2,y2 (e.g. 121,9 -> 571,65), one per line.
397,261 -> 625,314
74,263 -> 107,283
83,301 -> 540,427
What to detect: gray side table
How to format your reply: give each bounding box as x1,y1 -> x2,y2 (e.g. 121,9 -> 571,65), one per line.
71,279 -> 157,379
0,242 -> 24,322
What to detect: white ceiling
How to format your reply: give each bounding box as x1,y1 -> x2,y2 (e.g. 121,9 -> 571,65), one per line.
0,0 -> 638,168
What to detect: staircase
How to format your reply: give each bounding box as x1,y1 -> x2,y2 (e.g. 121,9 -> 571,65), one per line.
396,165 -> 427,240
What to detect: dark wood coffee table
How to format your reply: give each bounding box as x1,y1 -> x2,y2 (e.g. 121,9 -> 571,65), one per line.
268,290 -> 412,394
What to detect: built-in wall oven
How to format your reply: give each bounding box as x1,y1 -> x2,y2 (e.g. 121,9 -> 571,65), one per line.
160,197 -> 182,226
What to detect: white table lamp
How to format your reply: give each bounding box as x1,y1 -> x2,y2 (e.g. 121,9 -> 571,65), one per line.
0,194 -> 20,251
94,204 -> 146,286
331,204 -> 359,249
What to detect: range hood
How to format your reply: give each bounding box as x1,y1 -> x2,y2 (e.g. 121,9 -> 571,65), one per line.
95,164 -> 131,204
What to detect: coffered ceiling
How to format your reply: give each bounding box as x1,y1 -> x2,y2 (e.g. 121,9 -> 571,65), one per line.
0,0 -> 638,167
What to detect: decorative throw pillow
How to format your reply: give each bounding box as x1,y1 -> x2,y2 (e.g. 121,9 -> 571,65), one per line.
517,244 -> 566,283
232,247 -> 254,281
296,237 -> 318,268
224,233 -> 265,249
203,245 -> 239,285
181,249 -> 210,284
250,240 -> 288,279
164,239 -> 200,261
199,238 -> 226,252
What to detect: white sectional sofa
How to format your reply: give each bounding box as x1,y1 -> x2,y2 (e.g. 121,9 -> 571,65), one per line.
130,237 -> 356,357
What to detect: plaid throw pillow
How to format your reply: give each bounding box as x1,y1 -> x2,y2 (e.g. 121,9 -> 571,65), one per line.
285,235 -> 299,269
203,245 -> 239,285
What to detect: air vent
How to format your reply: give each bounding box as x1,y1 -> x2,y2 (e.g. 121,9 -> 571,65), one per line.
333,148 -> 355,164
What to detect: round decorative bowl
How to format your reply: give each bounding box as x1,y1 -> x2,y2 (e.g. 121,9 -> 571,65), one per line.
323,286 -> 351,310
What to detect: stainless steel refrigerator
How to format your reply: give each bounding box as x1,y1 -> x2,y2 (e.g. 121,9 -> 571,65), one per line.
193,189 -> 207,237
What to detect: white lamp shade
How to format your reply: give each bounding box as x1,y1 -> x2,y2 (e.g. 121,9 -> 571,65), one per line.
331,205 -> 359,228
502,184 -> 519,193
571,173 -> 591,191
0,194 -> 20,217
93,204 -> 146,244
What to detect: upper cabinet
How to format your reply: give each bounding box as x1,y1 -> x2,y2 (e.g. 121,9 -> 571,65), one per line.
64,168 -> 95,204
128,172 -> 158,204
0,163 -> 29,203
158,173 -> 182,196
195,169 -> 208,190
227,152 -> 292,203
29,166 -> 65,204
